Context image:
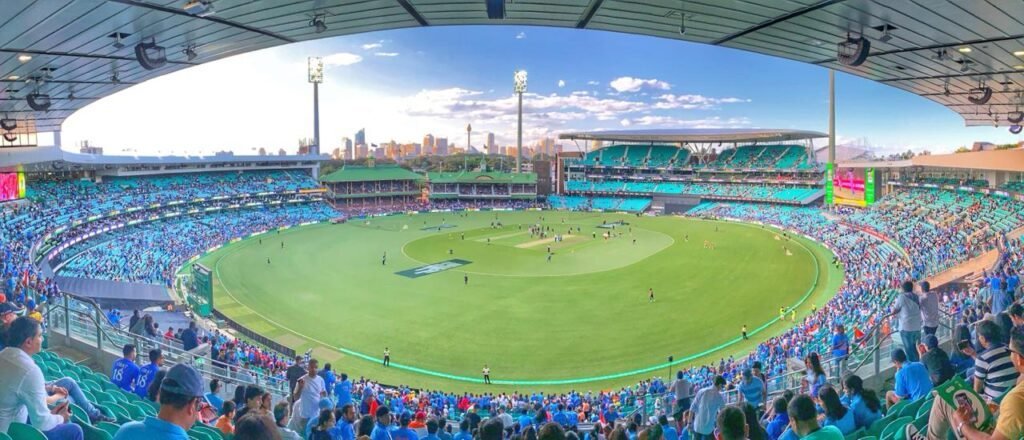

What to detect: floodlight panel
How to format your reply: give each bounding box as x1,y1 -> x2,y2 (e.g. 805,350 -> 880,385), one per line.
308,57 -> 324,83
514,70 -> 527,93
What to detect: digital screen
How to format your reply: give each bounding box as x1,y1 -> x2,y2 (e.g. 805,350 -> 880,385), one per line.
0,172 -> 25,202
830,167 -> 875,207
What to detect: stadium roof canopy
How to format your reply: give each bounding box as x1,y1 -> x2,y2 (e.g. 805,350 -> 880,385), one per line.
3,1 -> 1024,133
558,128 -> 827,144
320,165 -> 424,182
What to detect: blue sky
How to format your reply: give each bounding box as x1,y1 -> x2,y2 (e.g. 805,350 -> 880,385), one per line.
62,25 -> 1023,156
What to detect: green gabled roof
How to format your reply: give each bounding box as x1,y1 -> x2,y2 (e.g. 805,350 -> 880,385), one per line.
320,165 -> 424,183
427,171 -> 537,184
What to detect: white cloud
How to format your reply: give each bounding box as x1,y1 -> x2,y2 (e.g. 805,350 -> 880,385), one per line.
361,43 -> 383,50
558,80 -> 566,88
609,76 -> 671,93
322,52 -> 363,66
374,52 -> 399,57
620,118 -> 632,126
515,32 -> 526,40
653,94 -> 751,110
587,80 -> 600,86
628,115 -> 752,128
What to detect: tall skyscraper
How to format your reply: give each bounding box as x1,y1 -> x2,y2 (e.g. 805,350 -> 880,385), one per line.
341,137 -> 353,160
487,132 -> 497,155
436,137 -> 448,156
423,134 -> 434,155
355,128 -> 366,147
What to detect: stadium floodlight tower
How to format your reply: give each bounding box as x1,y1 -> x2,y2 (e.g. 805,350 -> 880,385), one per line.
308,57 -> 324,156
514,69 -> 527,173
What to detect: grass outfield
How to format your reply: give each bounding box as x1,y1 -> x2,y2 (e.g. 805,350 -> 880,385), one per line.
199,211 -> 842,392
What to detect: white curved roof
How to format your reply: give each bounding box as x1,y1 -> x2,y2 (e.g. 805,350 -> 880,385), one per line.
2,0 -> 1024,133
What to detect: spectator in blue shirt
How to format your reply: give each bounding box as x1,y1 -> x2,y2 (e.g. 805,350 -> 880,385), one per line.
830,324 -> 850,377
335,373 -> 353,407
422,418 -> 441,440
658,415 -> 678,440
329,404 -> 357,440
204,379 -> 224,415
111,344 -> 140,393
737,369 -> 765,410
392,412 -> 419,440
452,419 -> 472,440
765,398 -> 790,440
885,348 -> 933,407
840,375 -> 882,429
133,349 -> 163,398
320,363 -> 337,397
817,386 -> 856,435
113,364 -> 207,440
180,322 -> 199,352
371,406 -> 394,440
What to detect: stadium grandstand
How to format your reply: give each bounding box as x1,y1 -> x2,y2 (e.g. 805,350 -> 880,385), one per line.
4,2 -> 1024,440
553,129 -> 825,213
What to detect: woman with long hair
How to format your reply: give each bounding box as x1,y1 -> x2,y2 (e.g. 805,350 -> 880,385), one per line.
817,386 -> 856,435
948,324 -> 975,376
802,352 -> 827,396
841,374 -> 882,429
309,408 -> 335,440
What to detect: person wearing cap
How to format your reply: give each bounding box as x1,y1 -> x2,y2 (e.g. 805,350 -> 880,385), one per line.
306,398 -> 336,438
113,363 -> 208,440
111,344 -> 141,393
133,349 -> 164,398
737,369 -> 765,411
25,300 -> 42,323
392,411 -> 419,440
0,316 -> 83,440
409,411 -> 427,429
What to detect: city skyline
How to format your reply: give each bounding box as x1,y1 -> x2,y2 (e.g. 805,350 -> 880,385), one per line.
60,26 -> 1024,157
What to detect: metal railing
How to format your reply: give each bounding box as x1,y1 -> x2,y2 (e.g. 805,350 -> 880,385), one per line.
43,294 -> 291,400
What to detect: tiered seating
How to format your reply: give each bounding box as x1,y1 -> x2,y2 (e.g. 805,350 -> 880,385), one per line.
565,180 -> 819,203
547,195 -> 588,210
646,146 -> 683,168
20,351 -> 229,440
1001,180 -> 1024,192
706,144 -> 810,169
58,204 -> 336,285
623,145 -> 650,167
839,188 -> 1024,275
590,197 -> 620,210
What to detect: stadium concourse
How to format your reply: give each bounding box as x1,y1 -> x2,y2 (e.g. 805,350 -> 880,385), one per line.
0,144 -> 1022,440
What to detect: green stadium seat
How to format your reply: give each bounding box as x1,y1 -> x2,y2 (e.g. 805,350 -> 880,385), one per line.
898,398 -> 925,418
0,431 -> 12,440
123,400 -> 147,421
8,422 -> 47,440
80,422 -> 112,440
915,399 -> 933,419
844,428 -> 864,440
879,416 -> 912,440
96,422 -> 121,438
70,403 -> 91,426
